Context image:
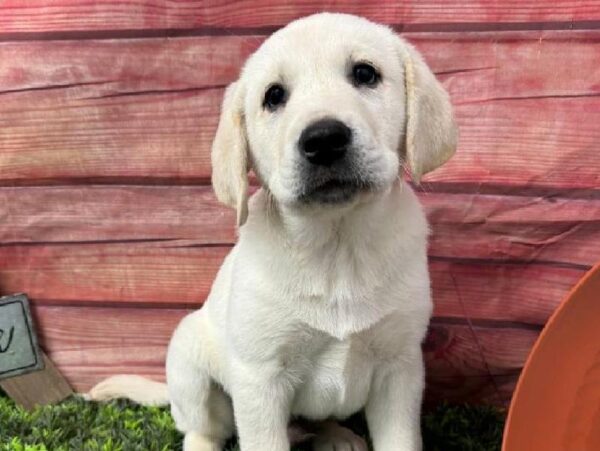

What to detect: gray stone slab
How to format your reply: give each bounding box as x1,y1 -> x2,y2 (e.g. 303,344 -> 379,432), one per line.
0,293 -> 44,380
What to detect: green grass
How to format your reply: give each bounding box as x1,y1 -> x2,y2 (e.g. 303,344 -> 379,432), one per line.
0,392 -> 505,450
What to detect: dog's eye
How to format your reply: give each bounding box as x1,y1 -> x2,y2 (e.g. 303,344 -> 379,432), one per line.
263,84 -> 287,110
352,63 -> 380,86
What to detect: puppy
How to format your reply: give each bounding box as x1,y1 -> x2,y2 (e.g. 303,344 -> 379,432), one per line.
89,12 -> 457,451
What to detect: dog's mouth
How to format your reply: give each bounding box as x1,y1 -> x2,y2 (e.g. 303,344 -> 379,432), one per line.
299,178 -> 370,204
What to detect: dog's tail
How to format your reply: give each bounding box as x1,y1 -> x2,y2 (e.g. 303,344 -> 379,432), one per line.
84,375 -> 170,407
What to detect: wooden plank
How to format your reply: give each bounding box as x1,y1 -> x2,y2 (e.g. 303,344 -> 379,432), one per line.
0,186 -> 235,245
1,186 -> 597,266
0,352 -> 73,410
0,242 -> 229,307
426,96 -> 600,190
430,261 -> 586,325
0,88 -> 220,183
32,306 -> 186,391
0,240 -> 585,324
425,322 -> 538,377
422,193 -> 600,266
32,305 -> 535,401
411,32 -> 600,100
1,32 -> 599,190
0,1 -> 598,35
0,36 -> 256,94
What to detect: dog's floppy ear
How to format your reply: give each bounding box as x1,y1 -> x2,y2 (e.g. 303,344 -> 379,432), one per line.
399,42 -> 458,183
211,82 -> 250,226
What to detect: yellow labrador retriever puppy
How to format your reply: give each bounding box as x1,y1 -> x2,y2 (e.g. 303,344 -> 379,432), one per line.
89,12 -> 457,451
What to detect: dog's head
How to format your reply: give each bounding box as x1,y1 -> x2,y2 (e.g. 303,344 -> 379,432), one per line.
211,13 -> 457,225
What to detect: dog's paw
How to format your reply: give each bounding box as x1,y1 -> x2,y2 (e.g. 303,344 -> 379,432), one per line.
184,432 -> 221,451
312,421 -> 368,451
288,422 -> 317,444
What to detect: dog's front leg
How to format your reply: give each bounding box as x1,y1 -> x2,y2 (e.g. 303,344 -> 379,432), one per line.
231,361 -> 295,451
365,350 -> 425,451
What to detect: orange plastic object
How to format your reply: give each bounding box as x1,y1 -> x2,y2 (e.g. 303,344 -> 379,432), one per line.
503,263 -> 600,451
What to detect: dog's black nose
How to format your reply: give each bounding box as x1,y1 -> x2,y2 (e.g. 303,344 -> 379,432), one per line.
299,119 -> 351,166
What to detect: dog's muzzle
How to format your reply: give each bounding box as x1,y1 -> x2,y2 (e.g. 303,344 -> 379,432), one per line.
296,118 -> 371,204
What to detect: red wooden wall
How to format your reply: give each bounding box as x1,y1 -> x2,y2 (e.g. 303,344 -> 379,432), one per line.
1,1 -> 599,406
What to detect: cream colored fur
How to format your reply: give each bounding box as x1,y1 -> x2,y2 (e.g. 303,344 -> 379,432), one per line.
88,13 -> 457,451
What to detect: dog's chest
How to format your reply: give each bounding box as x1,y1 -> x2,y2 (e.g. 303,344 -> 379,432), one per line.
277,241 -> 409,340
291,336 -> 374,420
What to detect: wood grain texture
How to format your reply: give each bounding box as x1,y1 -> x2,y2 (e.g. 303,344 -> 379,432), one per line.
0,242 -> 228,307
32,306 -> 186,391
1,1 -> 598,35
430,261 -> 587,325
0,35 -> 256,93
1,32 -> 599,190
0,352 -> 73,410
1,186 -> 597,265
0,88 -> 219,183
0,240 -> 585,325
422,192 -> 600,266
425,322 -> 539,377
0,186 -> 235,245
32,304 -> 533,405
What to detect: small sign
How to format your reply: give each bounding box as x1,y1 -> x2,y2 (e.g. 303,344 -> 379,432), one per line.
0,294 -> 44,380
